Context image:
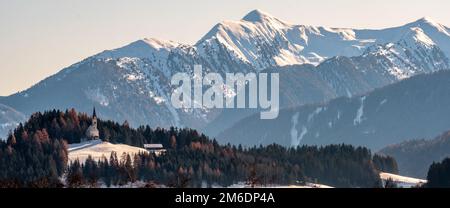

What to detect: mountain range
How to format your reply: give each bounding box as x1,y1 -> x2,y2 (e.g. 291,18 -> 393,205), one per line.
203,27 -> 450,136
219,70 -> 450,150
1,10 -> 450,147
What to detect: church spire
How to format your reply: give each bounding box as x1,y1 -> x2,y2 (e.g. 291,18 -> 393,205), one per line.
93,107 -> 97,118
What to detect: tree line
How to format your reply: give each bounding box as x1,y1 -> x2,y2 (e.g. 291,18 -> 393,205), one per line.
66,143 -> 393,188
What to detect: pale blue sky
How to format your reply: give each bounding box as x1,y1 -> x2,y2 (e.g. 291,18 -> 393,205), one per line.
1,0 -> 449,96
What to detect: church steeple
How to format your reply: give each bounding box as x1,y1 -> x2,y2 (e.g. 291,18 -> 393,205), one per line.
93,107 -> 97,118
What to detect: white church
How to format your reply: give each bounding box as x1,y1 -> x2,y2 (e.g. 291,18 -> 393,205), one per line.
82,107 -> 100,142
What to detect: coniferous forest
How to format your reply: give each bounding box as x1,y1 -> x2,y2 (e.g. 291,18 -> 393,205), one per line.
426,158 -> 450,188
0,109 -> 398,188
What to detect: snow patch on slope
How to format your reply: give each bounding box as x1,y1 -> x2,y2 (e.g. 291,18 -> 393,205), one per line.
307,107 -> 324,122
290,112 -> 308,147
85,88 -> 110,107
353,96 -> 366,125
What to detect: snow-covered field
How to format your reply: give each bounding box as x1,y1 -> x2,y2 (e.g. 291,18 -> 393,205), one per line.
226,182 -> 333,188
379,172 -> 427,188
68,140 -> 148,163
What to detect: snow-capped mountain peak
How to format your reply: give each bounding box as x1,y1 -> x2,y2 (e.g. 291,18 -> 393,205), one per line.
196,10 -> 366,69
242,9 -> 271,22
96,37 -> 182,60
408,17 -> 450,36
418,16 -> 436,24
142,37 -> 181,50
242,9 -> 289,26
196,11 -> 450,70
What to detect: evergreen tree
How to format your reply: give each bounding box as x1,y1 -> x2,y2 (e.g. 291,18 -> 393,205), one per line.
67,160 -> 84,188
426,158 -> 450,187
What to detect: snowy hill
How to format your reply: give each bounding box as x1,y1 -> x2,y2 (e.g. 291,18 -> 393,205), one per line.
379,172 -> 426,188
68,140 -> 148,163
1,10 -> 450,133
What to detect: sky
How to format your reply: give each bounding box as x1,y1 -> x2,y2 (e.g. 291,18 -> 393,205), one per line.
1,0 -> 449,96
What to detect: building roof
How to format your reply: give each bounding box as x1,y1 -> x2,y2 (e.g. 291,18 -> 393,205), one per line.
144,144 -> 164,149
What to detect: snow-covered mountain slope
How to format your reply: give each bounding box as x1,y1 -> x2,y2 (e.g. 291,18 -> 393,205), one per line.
356,17 -> 450,59
315,29 -> 449,95
218,70 -> 450,150
361,27 -> 449,79
68,140 -> 148,163
1,10 -> 450,132
0,103 -> 26,139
